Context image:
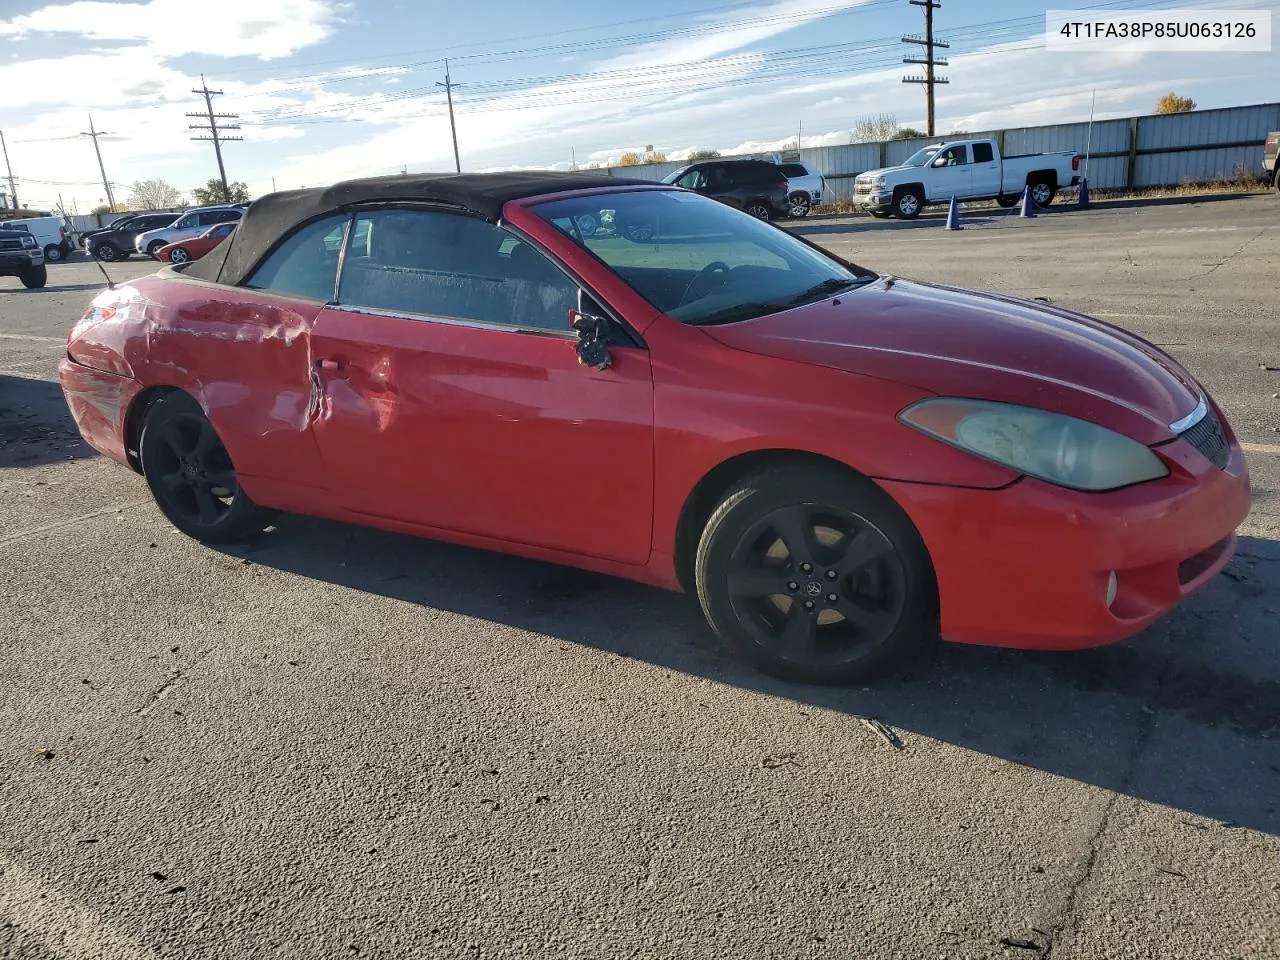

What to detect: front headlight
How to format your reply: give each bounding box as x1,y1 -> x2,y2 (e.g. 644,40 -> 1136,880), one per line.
872,177 -> 886,188
20,233 -> 36,249
899,398 -> 1169,491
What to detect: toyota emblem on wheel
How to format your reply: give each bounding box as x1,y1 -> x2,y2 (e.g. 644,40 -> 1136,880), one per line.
805,581 -> 823,597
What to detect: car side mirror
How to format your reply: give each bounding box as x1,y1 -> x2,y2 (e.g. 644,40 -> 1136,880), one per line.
568,306 -> 612,370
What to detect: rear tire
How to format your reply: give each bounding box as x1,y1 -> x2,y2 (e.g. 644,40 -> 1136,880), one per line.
139,392 -> 276,544
43,244 -> 63,262
694,465 -> 937,684
19,264 -> 47,289
147,240 -> 166,258
745,201 -> 772,221
1028,178 -> 1056,207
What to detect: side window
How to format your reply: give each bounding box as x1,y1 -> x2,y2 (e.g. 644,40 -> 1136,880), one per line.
174,214 -> 197,229
198,210 -> 227,225
936,145 -> 969,166
780,163 -> 806,178
972,142 -> 994,163
675,168 -> 705,190
243,213 -> 348,301
337,209 -> 578,332
211,223 -> 235,238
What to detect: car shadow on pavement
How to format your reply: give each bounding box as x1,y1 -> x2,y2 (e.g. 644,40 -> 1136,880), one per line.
0,374 -> 97,468
221,516 -> 1280,837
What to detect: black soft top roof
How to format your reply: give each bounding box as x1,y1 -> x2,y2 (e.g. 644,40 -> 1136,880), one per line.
184,170 -> 659,286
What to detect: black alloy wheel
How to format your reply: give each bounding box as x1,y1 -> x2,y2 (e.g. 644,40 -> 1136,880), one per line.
139,392 -> 275,542
696,467 -> 936,684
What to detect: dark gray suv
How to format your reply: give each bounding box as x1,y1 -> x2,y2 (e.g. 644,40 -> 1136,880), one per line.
87,213 -> 181,262
661,160 -> 792,221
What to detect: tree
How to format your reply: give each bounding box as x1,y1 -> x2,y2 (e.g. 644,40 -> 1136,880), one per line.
892,127 -> 926,140
1154,93 -> 1196,114
127,178 -> 182,211
687,149 -> 720,160
191,179 -> 252,205
850,113 -> 899,144
644,151 -> 668,163
617,152 -> 643,167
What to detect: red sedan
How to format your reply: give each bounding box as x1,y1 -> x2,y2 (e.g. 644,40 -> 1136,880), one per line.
155,221 -> 237,264
58,173 -> 1250,683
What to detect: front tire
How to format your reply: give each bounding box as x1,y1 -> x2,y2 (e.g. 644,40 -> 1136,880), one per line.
19,264 -> 47,289
788,192 -> 811,218
168,246 -> 190,264
892,188 -> 923,220
694,466 -> 937,684
93,242 -> 119,262
43,244 -> 63,262
139,392 -> 276,543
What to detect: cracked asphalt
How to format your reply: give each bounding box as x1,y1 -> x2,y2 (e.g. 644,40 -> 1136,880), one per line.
2,194 -> 1278,959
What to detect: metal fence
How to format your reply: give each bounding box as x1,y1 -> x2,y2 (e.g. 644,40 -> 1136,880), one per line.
602,101 -> 1280,201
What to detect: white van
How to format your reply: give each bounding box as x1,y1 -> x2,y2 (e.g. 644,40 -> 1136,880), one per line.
0,216 -> 74,262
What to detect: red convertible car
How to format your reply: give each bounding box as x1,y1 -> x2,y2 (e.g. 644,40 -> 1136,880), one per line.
58,173 -> 1250,683
155,221 -> 237,264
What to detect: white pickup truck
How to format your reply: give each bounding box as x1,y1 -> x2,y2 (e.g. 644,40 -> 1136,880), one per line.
853,138 -> 1081,219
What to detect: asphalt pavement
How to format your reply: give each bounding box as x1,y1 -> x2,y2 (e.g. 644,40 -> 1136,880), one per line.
2,194 -> 1278,959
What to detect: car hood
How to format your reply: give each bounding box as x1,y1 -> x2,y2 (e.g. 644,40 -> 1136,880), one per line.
700,276 -> 1202,445
855,165 -> 917,180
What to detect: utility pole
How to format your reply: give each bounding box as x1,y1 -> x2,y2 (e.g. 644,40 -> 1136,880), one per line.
902,0 -> 949,137
187,75 -> 242,200
0,129 -> 17,209
437,59 -> 461,173
80,114 -> 116,210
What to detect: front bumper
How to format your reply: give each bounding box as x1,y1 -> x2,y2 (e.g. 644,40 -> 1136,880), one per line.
0,250 -> 44,275
881,436 -> 1251,650
854,189 -> 891,212
58,358 -> 141,467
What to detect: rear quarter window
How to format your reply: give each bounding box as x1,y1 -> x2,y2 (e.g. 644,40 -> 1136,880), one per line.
780,164 -> 807,178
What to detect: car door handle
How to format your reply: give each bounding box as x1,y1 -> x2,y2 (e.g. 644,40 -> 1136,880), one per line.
316,358 -> 346,372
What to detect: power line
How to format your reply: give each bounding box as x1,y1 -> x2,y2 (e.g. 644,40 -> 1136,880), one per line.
245,0 -> 1173,129
187,75 -> 242,198
80,115 -> 116,209
902,0 -> 948,136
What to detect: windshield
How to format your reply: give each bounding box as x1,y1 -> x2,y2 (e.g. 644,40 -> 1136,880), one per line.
903,146 -> 943,167
532,189 -> 875,326
660,167 -> 690,185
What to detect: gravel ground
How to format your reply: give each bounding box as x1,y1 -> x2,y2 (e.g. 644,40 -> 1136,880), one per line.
1,193 -> 1277,960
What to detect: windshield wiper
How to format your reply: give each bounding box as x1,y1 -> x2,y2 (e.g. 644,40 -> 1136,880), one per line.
787,276 -> 866,306
686,302 -> 789,326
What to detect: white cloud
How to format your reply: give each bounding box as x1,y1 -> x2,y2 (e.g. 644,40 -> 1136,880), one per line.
0,0 -> 337,59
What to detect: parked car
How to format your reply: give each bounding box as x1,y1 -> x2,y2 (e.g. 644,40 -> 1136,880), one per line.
853,139 -> 1081,219
155,221 -> 236,264
84,212 -> 181,261
80,214 -> 134,248
0,224 -> 46,288
0,215 -> 74,261
59,172 -> 1248,684
779,160 -> 826,217
134,205 -> 243,258
1265,131 -> 1279,191
661,159 -> 791,221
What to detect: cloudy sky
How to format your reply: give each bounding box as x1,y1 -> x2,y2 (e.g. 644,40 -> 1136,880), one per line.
1,0 -> 1276,211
